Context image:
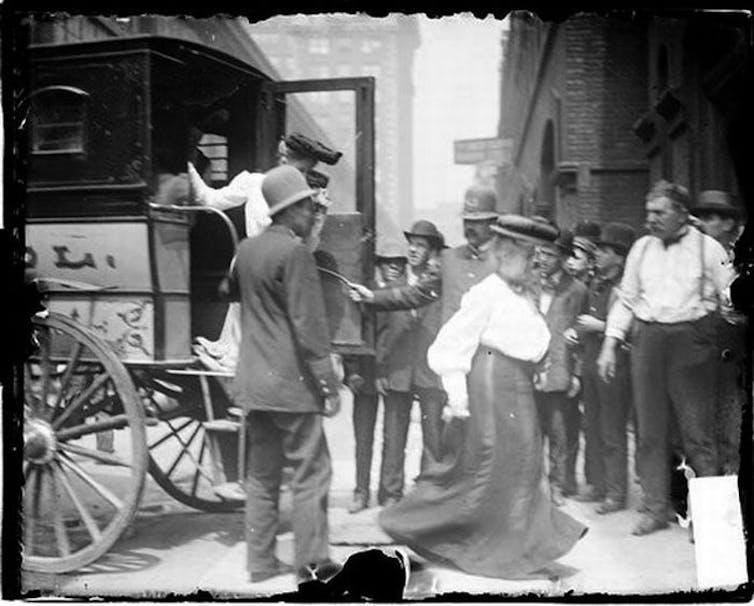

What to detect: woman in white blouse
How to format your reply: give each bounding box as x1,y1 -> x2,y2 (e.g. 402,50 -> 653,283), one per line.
378,214 -> 588,581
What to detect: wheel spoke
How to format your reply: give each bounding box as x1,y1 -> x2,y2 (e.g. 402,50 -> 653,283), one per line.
58,452 -> 124,510
148,418 -> 194,450
53,460 -> 102,543
49,467 -> 72,557
190,437 -> 208,497
59,442 -> 130,468
53,341 -> 83,416
38,326 -> 52,418
23,466 -> 42,555
165,422 -> 202,478
53,373 -> 110,430
25,363 -> 40,413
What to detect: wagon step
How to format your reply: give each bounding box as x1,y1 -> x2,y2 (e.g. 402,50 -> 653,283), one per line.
202,419 -> 241,432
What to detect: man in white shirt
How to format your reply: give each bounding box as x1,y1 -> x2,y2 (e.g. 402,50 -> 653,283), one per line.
598,180 -> 734,536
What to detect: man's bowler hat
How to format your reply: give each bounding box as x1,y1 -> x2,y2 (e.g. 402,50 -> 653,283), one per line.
284,132 -> 343,166
692,190 -> 741,219
574,220 -> 601,242
597,222 -> 636,256
403,220 -> 445,249
491,214 -> 559,245
462,186 -> 499,221
262,165 -> 316,216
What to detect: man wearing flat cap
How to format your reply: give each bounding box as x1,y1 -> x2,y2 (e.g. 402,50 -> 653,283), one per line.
532,225 -> 589,506
575,222 -> 636,515
350,220 -> 447,508
598,181 -> 735,536
229,165 -> 342,584
567,222 -> 600,286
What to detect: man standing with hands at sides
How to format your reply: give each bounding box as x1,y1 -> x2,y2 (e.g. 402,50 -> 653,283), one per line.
598,181 -> 734,536
575,222 -> 635,515
532,226 -> 588,506
230,165 -> 342,584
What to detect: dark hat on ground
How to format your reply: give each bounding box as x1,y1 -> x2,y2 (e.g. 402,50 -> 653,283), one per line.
597,222 -> 636,255
462,186 -> 499,221
376,240 -> 407,261
691,190 -> 741,219
261,165 -> 315,216
284,132 -> 343,166
306,169 -> 330,189
491,214 -> 559,245
403,220 -> 445,249
574,220 -> 602,242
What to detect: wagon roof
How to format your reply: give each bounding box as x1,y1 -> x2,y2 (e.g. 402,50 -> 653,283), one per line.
28,34 -> 273,82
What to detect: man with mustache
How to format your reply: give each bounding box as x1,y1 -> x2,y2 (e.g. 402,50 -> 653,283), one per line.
598,181 -> 734,536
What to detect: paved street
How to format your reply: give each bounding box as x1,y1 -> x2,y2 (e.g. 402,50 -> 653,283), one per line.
22,389 -> 703,599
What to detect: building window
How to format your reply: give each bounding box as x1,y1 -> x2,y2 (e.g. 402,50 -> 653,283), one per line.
30,86 -> 89,155
309,38 -> 329,54
361,38 -> 382,53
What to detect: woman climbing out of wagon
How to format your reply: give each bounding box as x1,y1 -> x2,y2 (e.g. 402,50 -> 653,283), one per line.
189,133 -> 342,373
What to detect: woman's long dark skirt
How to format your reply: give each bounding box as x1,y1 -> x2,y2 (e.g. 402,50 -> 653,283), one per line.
378,347 -> 588,580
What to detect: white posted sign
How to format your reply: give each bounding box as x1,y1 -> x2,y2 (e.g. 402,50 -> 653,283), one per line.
453,137 -> 512,165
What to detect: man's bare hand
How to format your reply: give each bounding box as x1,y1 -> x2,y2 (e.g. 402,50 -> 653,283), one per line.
323,393 -> 342,418
375,377 -> 389,397
348,284 -> 374,303
597,339 -> 618,383
576,314 -> 605,333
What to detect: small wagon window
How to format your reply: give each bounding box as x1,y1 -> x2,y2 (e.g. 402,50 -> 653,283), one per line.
30,86 -> 89,155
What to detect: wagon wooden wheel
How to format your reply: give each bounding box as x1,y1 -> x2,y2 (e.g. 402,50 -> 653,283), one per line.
23,312 -> 148,573
135,371 -> 245,513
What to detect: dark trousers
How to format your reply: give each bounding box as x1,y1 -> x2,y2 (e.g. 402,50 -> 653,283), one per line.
352,391 -> 379,497
245,410 -> 331,575
582,351 -> 631,502
631,318 -> 718,522
378,387 -> 445,503
535,390 -> 580,492
715,321 -> 746,474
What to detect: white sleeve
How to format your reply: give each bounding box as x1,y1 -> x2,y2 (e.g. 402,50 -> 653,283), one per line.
427,285 -> 491,404
200,171 -> 255,211
706,236 -> 736,308
605,238 -> 644,340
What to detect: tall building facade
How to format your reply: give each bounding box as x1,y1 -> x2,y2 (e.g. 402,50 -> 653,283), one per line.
498,11 -> 750,234
247,14 -> 420,245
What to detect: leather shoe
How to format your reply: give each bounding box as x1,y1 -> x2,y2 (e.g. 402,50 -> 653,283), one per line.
348,492 -> 369,514
550,486 -> 565,506
596,498 -> 625,515
631,514 -> 669,536
250,559 -> 294,583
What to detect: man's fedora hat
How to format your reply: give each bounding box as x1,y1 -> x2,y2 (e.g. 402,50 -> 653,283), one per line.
284,132 -> 343,166
261,165 -> 316,216
403,220 -> 445,249
597,222 -> 636,255
376,240 -> 408,261
491,214 -> 559,245
692,190 -> 741,218
462,186 -> 499,221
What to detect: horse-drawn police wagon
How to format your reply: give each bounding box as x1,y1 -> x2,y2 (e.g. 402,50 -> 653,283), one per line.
21,34 -> 376,573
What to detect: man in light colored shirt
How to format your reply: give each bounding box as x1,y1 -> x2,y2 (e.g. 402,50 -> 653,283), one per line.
598,180 -> 734,537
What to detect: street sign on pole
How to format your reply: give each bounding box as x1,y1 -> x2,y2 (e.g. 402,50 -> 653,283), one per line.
453,137 -> 513,165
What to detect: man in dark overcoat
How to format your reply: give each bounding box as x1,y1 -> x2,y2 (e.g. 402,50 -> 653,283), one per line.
230,165 -> 342,583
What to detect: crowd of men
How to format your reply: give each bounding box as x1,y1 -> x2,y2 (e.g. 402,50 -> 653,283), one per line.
346,181 -> 745,537
206,133 -> 745,586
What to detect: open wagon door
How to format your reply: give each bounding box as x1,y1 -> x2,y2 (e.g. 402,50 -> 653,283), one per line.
259,78 -> 376,355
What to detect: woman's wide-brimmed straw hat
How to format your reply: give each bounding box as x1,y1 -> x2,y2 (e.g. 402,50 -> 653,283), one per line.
491,214 -> 559,245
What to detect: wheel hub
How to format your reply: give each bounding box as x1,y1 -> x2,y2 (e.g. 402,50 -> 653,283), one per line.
24,419 -> 57,464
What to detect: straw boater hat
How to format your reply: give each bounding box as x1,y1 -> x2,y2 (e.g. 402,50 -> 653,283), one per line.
491,214 -> 559,245
403,220 -> 446,250
691,190 -> 741,219
261,165 -> 316,216
462,186 -> 499,221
